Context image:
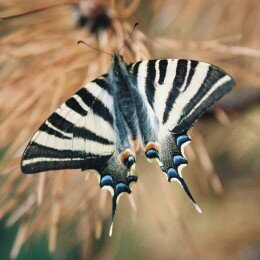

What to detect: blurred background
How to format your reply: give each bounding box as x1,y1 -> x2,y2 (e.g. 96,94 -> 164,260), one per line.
0,0 -> 259,259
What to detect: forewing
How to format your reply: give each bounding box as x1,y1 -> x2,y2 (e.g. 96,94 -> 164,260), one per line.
21,75 -> 116,173
129,59 -> 235,133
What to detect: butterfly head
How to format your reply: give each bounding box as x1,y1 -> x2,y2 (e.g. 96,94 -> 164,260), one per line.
110,53 -> 127,79
112,52 -> 124,63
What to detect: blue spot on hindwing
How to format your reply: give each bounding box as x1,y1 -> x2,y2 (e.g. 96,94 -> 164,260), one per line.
124,156 -> 135,169
127,175 -> 138,185
145,149 -> 159,159
115,183 -> 131,195
100,175 -> 114,188
176,135 -> 190,147
172,155 -> 187,166
100,174 -> 137,193
167,168 -> 179,181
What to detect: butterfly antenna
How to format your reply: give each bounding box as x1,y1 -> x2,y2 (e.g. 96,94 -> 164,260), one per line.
119,22 -> 139,54
77,40 -> 113,57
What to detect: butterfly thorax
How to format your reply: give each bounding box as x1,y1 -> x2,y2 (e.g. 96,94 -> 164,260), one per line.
109,53 -> 132,92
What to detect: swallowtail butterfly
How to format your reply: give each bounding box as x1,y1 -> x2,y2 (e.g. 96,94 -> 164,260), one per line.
21,54 -> 235,234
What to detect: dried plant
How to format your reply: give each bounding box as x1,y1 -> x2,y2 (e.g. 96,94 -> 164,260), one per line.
0,0 -> 259,259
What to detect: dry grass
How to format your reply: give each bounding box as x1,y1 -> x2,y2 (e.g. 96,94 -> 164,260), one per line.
0,0 -> 259,259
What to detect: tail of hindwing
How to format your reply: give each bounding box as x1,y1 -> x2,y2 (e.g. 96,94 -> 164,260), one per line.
97,153 -> 138,236
155,131 -> 202,213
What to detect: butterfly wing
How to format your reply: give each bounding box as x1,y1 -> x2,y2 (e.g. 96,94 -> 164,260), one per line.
129,59 -> 235,132
128,59 -> 235,210
21,75 -> 137,229
21,75 -> 116,173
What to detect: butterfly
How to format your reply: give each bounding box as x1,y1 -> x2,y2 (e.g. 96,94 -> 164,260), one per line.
21,53 -> 235,235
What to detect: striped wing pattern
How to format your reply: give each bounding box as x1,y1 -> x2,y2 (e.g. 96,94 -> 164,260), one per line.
129,59 -> 234,133
21,76 -> 115,173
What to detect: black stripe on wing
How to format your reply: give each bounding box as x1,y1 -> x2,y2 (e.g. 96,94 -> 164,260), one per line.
77,88 -> 113,125
163,59 -> 188,124
158,59 -> 168,85
65,98 -> 88,116
39,123 -> 71,140
23,160 -> 85,173
93,75 -> 112,94
73,127 -> 113,145
183,60 -> 198,91
130,61 -> 141,78
48,112 -> 74,133
23,142 -> 88,159
145,60 -> 156,109
22,154 -> 111,174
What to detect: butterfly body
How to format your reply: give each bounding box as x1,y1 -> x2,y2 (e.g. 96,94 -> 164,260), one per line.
109,54 -> 158,153
21,55 -> 235,232
109,54 -> 140,151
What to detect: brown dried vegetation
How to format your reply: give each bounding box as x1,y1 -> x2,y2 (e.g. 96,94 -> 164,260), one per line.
0,0 -> 259,259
